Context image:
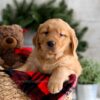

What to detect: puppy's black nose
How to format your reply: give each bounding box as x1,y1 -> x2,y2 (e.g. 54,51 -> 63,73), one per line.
47,41 -> 55,47
6,37 -> 13,44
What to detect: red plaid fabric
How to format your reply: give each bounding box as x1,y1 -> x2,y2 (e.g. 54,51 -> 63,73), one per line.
4,69 -> 76,100
3,47 -> 77,100
15,47 -> 32,57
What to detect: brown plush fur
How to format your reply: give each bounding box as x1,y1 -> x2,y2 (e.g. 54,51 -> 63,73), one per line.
0,25 -> 25,69
21,19 -> 82,95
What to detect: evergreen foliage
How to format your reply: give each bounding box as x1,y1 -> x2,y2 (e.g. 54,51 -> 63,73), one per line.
79,59 -> 100,84
0,0 -> 88,57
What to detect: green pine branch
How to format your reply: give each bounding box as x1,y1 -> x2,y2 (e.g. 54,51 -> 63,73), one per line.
0,0 -> 88,58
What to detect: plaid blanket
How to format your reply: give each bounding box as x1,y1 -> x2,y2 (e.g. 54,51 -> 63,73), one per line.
4,47 -> 77,100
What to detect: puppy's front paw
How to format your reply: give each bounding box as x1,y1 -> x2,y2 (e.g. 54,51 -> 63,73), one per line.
48,78 -> 63,94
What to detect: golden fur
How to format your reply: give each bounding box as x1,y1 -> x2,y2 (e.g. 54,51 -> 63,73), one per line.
20,19 -> 82,94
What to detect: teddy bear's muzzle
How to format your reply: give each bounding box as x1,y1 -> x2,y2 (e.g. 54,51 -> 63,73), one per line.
6,37 -> 14,44
1,37 -> 18,49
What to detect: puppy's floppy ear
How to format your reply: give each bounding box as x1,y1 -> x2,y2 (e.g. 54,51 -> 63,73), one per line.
33,33 -> 38,46
70,28 -> 78,59
33,24 -> 43,47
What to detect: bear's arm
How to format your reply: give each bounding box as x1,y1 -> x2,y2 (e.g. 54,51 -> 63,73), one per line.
0,57 -> 5,65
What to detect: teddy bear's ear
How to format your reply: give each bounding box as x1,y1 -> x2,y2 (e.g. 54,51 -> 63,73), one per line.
12,25 -> 24,48
0,25 -> 6,36
12,24 -> 23,33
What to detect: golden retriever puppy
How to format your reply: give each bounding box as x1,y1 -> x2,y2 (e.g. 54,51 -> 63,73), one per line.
20,18 -> 82,94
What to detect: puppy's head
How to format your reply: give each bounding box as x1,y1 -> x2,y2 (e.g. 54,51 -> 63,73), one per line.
33,19 -> 78,59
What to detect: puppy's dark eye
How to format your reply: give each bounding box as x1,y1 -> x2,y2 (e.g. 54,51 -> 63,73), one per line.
60,33 -> 67,37
44,31 -> 48,35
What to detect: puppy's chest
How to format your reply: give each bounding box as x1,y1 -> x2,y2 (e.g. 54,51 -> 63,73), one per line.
36,61 -> 58,74
37,57 -> 72,74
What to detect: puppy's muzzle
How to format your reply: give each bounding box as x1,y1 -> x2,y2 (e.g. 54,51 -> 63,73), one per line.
47,41 -> 55,48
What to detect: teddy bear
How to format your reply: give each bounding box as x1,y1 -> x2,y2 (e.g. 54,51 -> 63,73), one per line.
0,24 -> 26,69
